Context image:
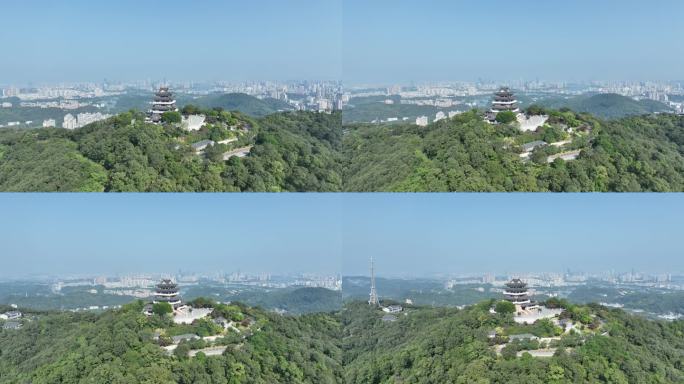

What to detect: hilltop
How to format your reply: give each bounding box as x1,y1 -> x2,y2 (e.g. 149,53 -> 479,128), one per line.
343,110 -> 684,191
0,299 -> 343,383
1,107 -> 683,192
342,300 -> 684,383
1,298 -> 681,383
0,110 -> 342,192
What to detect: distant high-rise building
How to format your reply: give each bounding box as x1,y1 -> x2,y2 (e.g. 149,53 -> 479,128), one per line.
368,257 -> 379,306
63,114 -> 77,129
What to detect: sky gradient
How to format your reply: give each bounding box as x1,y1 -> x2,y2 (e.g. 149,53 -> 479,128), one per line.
0,194 -> 681,278
341,194 -> 684,276
342,0 -> 684,83
3,1 -> 683,85
0,194 -> 343,277
0,0 -> 342,84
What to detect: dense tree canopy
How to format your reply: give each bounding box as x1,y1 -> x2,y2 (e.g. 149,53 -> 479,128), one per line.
0,110 -> 342,192
1,108 -> 683,191
341,301 -> 684,384
0,300 -> 343,384
0,300 -> 681,383
343,111 -> 684,191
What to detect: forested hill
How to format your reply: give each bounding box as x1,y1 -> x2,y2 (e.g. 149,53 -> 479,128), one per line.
342,301 -> 684,384
1,108 -> 684,192
343,111 -> 684,191
1,300 -> 681,383
0,300 -> 343,383
192,93 -> 294,117
0,110 -> 342,192
540,93 -> 672,119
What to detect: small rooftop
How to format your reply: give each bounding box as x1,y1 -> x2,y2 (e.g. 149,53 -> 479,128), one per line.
2,321 -> 22,330
172,334 -> 199,344
521,141 -> 547,152
191,140 -> 215,150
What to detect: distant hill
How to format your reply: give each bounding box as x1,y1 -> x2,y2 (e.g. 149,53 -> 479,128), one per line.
541,93 -> 672,119
227,287 -> 342,314
192,93 -> 294,117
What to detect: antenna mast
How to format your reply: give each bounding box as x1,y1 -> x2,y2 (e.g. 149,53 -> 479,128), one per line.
369,256 -> 378,306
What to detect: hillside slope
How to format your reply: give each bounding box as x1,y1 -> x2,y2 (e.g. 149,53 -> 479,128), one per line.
0,110 -> 342,192
342,111 -> 684,191
0,301 -> 342,384
342,301 -> 684,384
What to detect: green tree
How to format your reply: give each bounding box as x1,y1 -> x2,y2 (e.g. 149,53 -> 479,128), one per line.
495,110 -> 517,124
494,300 -> 515,314
161,111 -> 182,123
526,104 -> 546,116
152,302 -> 173,316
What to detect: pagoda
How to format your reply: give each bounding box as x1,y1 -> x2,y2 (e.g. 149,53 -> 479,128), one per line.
487,87 -> 519,121
503,278 -> 538,312
148,86 -> 178,123
153,278 -> 183,310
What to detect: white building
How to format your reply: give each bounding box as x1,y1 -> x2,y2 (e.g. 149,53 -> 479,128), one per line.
434,111 -> 446,122
63,114 -> 78,129
416,116 -> 428,127
62,112 -> 111,130
382,305 -> 403,313
42,119 -> 56,128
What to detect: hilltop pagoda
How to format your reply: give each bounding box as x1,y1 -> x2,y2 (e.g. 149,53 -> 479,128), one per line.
148,87 -> 178,123
503,278 -> 538,312
153,279 -> 183,310
487,87 -> 519,122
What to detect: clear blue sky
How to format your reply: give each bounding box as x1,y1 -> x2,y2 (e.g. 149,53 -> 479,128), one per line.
4,1 -> 683,85
1,0 -> 342,84
342,0 -> 684,83
0,194 -> 343,277
0,194 -> 681,278
340,194 -> 683,276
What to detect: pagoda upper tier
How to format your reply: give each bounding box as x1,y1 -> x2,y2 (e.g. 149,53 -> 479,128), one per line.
490,87 -> 519,113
